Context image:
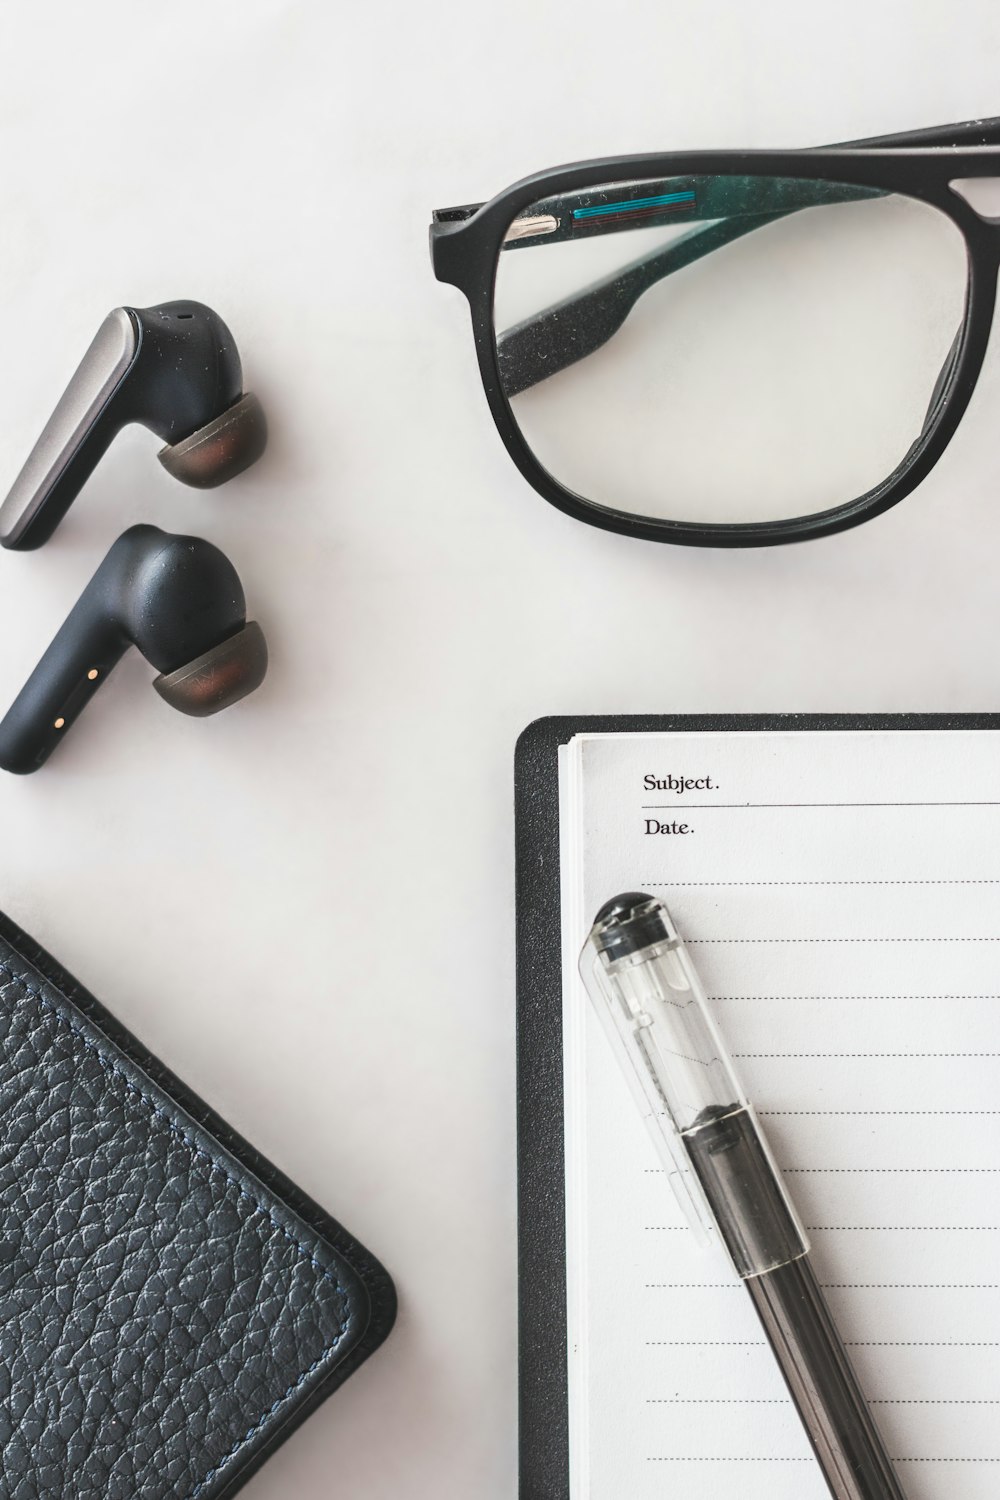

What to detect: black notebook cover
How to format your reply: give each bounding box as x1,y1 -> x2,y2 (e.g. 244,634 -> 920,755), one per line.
0,910 -> 396,1499
513,710 -> 1000,1500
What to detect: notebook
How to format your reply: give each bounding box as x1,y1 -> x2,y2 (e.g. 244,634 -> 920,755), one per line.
514,714 -> 1000,1500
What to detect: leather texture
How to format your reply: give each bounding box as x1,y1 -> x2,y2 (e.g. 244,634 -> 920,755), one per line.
0,913 -> 395,1499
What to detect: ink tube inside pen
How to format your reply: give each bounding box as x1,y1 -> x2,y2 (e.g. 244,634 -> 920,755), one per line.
581,892 -> 809,1277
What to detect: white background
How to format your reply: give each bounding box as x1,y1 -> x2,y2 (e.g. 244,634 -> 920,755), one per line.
0,4 -> 998,1496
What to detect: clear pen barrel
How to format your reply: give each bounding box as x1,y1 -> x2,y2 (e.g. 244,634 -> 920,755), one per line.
582,894 -> 808,1275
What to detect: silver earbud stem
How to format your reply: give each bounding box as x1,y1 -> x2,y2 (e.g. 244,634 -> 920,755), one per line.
0,307 -> 137,548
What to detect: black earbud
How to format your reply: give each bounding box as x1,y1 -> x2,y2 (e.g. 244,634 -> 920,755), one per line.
0,301 -> 267,551
0,524 -> 268,773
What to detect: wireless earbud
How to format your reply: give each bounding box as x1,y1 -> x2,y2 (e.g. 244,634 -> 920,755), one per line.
0,301 -> 267,551
0,524 -> 268,773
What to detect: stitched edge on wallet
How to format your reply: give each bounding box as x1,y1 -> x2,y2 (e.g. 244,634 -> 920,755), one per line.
0,958 -> 351,1500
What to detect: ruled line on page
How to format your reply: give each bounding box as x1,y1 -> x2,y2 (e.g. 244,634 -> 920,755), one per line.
711,994 -> 1000,1000
644,1225 -> 1000,1232
641,800 -> 1000,809
733,1053 -> 1000,1059
644,1398 -> 1000,1406
642,1166 -> 1000,1174
644,1456 -> 1000,1463
645,1456 -> 814,1462
644,1340 -> 1000,1348
644,1283 -> 1000,1290
648,879 -> 1000,886
645,1455 -> 813,1462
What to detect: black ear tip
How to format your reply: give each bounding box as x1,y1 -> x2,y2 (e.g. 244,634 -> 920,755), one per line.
152,621 -> 268,718
157,392 -> 267,489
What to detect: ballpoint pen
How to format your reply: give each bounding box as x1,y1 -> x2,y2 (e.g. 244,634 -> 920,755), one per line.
580,892 -> 907,1500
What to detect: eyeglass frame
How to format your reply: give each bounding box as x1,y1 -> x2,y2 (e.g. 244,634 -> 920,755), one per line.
430,117 -> 1000,548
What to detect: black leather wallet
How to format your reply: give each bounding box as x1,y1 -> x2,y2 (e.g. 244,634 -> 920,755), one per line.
0,911 -> 396,1499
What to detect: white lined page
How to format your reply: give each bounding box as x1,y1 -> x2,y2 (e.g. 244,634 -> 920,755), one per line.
559,729 -> 1000,1500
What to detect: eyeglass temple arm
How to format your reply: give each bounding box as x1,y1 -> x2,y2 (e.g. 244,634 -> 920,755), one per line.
431,116 -> 1000,397
495,208 -> 785,398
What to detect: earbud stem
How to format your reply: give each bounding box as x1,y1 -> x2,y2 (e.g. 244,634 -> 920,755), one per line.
0,597 -> 127,773
0,308 -> 138,551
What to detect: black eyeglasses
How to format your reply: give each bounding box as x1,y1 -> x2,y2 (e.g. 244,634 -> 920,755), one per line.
431,117 -> 1000,548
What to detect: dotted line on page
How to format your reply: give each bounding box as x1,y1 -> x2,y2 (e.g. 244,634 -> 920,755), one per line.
646,1397 -> 1000,1406
712,994 -> 1000,1001
646,1340 -> 1000,1348
692,937 -> 1000,944
645,1457 -> 1000,1464
645,1225 -> 1000,1232
645,1282 -> 1000,1290
761,1110 -> 1000,1117
643,1167 -> 1000,1175
734,1052 -> 1000,1059
783,1168 -> 1000,1174
648,879 -> 1000,886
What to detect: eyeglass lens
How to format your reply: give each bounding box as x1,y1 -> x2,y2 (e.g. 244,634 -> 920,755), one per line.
492,174 -> 968,526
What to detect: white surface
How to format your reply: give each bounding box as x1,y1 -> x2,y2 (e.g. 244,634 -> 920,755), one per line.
0,4 -> 999,1496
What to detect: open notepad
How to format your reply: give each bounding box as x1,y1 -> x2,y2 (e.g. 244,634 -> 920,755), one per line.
556,728 -> 1000,1500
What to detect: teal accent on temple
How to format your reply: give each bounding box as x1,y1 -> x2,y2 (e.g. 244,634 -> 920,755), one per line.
573,189 -> 696,220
